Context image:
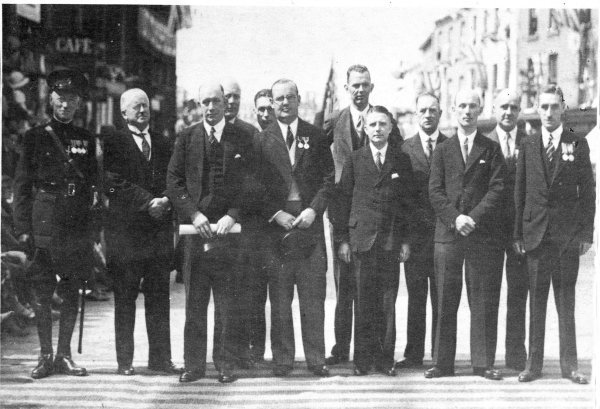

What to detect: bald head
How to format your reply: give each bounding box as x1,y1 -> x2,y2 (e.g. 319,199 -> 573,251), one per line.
493,89 -> 521,132
453,89 -> 482,134
222,77 -> 241,121
198,81 -> 225,126
121,88 -> 150,130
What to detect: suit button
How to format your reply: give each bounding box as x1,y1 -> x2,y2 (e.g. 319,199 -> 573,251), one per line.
109,188 -> 115,193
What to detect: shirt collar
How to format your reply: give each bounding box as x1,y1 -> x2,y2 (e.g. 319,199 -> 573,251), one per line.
495,125 -> 517,140
128,124 -> 149,135
204,118 -> 226,141
541,124 -> 563,146
277,118 -> 299,139
419,128 -> 439,144
228,117 -> 236,125
369,142 -> 388,159
350,105 -> 370,127
457,129 -> 477,144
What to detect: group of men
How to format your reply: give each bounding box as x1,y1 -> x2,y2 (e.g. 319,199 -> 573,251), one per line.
13,64 -> 594,386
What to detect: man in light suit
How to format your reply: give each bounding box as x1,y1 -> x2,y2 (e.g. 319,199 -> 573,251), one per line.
397,93 -> 447,369
514,84 -> 594,384
167,82 -> 253,383
324,64 -> 402,366
104,88 -> 179,376
486,89 -> 528,372
254,78 -> 335,377
426,89 -> 506,380
334,106 -> 414,376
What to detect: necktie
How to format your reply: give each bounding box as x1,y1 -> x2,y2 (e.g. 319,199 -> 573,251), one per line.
209,127 -> 216,145
427,138 -> 434,160
546,133 -> 555,162
375,151 -> 382,172
286,126 -> 294,150
134,132 -> 150,161
462,138 -> 469,164
503,132 -> 511,159
357,115 -> 366,147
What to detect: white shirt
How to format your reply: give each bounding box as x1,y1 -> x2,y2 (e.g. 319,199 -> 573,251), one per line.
277,118 -> 299,166
369,142 -> 388,166
495,125 -> 517,158
419,128 -> 439,157
203,118 -> 226,143
350,105 -> 370,130
128,124 -> 151,159
457,129 -> 477,156
541,124 -> 562,151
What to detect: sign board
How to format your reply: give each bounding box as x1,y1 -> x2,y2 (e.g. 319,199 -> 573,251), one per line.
16,4 -> 41,23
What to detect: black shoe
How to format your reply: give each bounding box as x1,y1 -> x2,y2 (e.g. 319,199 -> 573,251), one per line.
325,355 -> 348,366
53,355 -> 88,376
353,365 -> 369,376
148,360 -> 183,374
394,358 -> 423,369
273,365 -> 292,377
179,368 -> 205,383
308,365 -> 330,377
563,371 -> 588,385
518,369 -> 542,382
375,365 -> 397,377
117,366 -> 136,376
31,354 -> 54,379
218,369 -> 237,383
473,367 -> 503,380
424,366 -> 454,378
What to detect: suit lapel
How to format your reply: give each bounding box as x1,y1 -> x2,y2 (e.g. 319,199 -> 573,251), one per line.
265,123 -> 293,184
551,130 -> 572,184
336,108 -> 353,153
377,147 -> 394,185
465,133 -> 486,173
528,133 -> 549,187
221,123 -> 235,175
410,133 -> 430,170
359,146 -> 379,180
294,120 -> 308,171
449,136 -> 466,172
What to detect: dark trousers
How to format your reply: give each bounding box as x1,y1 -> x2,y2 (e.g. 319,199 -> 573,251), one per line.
433,239 -> 503,370
502,245 -> 528,368
269,236 -> 327,369
183,235 -> 238,372
353,245 -> 400,371
330,243 -> 355,360
112,257 -> 172,368
403,239 -> 437,362
525,240 -> 579,375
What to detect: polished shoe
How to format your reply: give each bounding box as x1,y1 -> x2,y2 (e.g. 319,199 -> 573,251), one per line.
53,355 -> 88,376
148,360 -> 183,374
394,359 -> 423,369
309,365 -> 330,377
117,366 -> 136,376
179,368 -> 205,383
375,365 -> 397,377
273,365 -> 292,377
31,354 -> 54,379
218,369 -> 237,383
473,367 -> 503,380
424,366 -> 454,378
353,365 -> 369,376
325,355 -> 348,366
563,371 -> 588,385
518,369 -> 542,382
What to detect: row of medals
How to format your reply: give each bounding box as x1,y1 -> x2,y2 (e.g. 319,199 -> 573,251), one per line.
66,139 -> 89,155
561,142 -> 575,162
297,137 -> 310,149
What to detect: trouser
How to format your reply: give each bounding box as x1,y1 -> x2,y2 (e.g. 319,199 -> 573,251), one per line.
502,245 -> 528,367
330,243 -> 355,360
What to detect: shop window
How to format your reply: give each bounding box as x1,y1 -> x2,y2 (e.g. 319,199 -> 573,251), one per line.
548,53 -> 558,84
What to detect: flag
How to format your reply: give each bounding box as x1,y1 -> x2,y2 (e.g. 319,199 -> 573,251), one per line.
314,60 -> 338,128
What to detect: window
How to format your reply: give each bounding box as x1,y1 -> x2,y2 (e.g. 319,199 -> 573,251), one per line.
492,64 -> 498,91
528,9 -> 538,36
548,53 -> 558,84
548,9 -> 559,33
472,16 -> 477,45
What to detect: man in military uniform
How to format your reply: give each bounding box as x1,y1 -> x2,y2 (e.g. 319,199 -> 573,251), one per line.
13,69 -> 97,379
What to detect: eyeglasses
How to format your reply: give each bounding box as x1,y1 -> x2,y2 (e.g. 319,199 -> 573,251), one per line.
273,94 -> 298,105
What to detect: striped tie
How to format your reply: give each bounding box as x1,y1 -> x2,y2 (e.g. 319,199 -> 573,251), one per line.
546,133 -> 555,162
134,132 -> 150,161
375,151 -> 382,172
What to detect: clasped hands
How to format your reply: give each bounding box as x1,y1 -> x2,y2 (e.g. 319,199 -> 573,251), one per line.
192,212 -> 236,239
274,208 -> 316,231
455,214 -> 476,236
148,196 -> 170,219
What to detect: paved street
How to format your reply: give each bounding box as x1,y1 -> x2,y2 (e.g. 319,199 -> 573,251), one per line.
1,249 -> 595,409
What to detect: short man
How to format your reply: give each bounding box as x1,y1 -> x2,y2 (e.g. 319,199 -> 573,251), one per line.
167,82 -> 253,383
104,88 -> 179,376
487,89 -> 528,371
254,89 -> 275,131
334,106 -> 414,376
397,93 -> 447,369
13,69 -> 95,379
223,77 -> 257,136
514,84 -> 594,384
255,79 -> 335,377
427,89 -> 506,380
324,64 -> 402,366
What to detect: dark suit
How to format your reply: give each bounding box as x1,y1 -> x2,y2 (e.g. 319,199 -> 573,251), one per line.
334,144 -> 414,370
104,128 -> 174,369
486,128 -> 528,369
323,106 -> 402,361
514,129 -> 594,375
255,119 -> 335,370
167,121 -> 252,373
400,131 -> 447,363
429,132 -> 506,371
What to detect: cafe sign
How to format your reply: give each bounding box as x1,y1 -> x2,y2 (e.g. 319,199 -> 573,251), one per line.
55,37 -> 94,55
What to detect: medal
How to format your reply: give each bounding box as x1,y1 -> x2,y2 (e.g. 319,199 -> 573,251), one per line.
562,153 -> 569,161
301,136 -> 309,149
297,140 -> 304,149
71,147 -> 77,154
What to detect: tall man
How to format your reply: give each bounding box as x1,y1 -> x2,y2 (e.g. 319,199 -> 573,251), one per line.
334,106 -> 414,376
514,84 -> 594,384
487,89 -> 528,371
255,79 -> 335,377
104,88 -> 178,376
167,82 -> 253,383
397,93 -> 447,369
324,64 -> 402,366
13,69 -> 95,379
427,89 -> 506,380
